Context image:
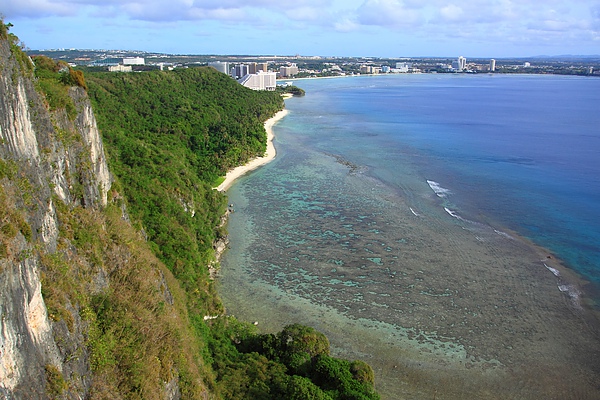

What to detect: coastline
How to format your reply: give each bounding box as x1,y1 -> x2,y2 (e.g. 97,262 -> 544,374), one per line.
218,75 -> 600,399
215,108 -> 289,192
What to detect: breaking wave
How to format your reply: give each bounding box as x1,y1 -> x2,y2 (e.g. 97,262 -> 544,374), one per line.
543,263 -> 561,277
427,180 -> 451,198
558,284 -> 582,310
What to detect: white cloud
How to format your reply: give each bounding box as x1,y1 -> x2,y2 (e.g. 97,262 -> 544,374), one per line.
592,4 -> 600,29
285,7 -> 321,22
2,0 -> 75,18
2,0 -> 331,22
439,4 -> 464,22
356,0 -> 422,27
334,17 -> 360,32
4,0 -> 600,56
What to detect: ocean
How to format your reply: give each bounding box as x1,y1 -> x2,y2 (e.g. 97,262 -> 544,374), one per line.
219,74 -> 600,399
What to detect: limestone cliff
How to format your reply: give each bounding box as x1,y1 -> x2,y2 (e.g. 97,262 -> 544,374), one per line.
0,28 -> 213,398
0,32 -> 109,397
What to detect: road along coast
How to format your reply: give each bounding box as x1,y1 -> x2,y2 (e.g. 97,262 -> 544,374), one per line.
215,109 -> 288,192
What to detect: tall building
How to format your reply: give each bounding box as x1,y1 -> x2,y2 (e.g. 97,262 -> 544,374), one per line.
396,62 -> 411,72
208,61 -> 229,74
248,62 -> 268,74
458,56 -> 466,71
233,64 -> 249,79
238,71 -> 277,91
248,62 -> 258,74
257,62 -> 268,73
490,59 -> 496,72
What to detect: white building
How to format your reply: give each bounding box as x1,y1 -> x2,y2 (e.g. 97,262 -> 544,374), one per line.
490,59 -> 496,72
458,56 -> 466,71
123,57 -> 145,65
395,63 -> 410,73
238,71 -> 277,91
208,61 -> 229,74
108,64 -> 132,72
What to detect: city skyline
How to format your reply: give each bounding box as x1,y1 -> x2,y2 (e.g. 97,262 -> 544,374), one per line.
4,0 -> 600,58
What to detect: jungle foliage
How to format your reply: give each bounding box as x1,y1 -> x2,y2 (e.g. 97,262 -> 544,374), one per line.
0,35 -> 383,398
85,67 -> 283,302
85,66 -> 380,398
209,320 -> 379,399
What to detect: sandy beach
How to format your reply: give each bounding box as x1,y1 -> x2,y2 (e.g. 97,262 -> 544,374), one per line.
215,109 -> 289,192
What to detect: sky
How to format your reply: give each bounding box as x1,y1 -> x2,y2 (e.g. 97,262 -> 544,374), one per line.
3,0 -> 600,58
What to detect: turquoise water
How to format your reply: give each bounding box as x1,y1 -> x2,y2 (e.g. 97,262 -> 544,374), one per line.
288,74 -> 600,291
219,74 -> 600,399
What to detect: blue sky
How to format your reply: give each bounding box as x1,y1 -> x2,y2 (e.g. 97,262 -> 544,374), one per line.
4,0 -> 600,57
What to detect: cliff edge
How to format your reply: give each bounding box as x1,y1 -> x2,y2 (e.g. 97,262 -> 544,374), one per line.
0,27 -> 113,398
0,25 -> 207,399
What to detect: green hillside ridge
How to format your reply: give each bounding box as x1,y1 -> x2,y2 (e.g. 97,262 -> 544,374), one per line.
84,67 -> 283,301
84,63 -> 380,400
1,20 -> 380,399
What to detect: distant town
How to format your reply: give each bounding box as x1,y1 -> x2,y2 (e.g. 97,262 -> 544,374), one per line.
28,49 -> 600,91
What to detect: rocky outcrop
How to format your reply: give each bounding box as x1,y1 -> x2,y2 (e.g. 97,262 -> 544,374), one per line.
0,36 -> 110,398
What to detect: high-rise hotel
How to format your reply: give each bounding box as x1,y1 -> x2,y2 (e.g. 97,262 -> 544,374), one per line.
458,56 -> 467,71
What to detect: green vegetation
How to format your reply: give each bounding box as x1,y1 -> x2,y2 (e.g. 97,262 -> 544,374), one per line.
1,21 -> 379,397
83,70 -> 283,351
0,165 -> 33,260
277,85 -> 306,97
209,320 -> 379,399
1,21 -> 12,40
86,66 -> 379,398
45,364 -> 68,397
42,201 -> 213,398
3,21 -> 33,79
31,55 -> 87,120
85,67 -> 283,300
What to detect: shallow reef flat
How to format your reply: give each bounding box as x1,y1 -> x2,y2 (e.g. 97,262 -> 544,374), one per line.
220,148 -> 600,399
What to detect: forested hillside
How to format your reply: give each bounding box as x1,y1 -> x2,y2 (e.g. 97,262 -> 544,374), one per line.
83,67 -> 381,398
86,68 -> 283,307
0,18 -> 379,397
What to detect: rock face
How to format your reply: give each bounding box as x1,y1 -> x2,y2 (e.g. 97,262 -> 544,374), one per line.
0,36 -> 111,398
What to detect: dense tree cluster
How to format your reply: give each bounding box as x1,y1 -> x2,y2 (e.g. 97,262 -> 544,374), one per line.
210,320 -> 379,399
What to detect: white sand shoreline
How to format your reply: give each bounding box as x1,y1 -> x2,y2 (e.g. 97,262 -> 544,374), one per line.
215,108 -> 289,192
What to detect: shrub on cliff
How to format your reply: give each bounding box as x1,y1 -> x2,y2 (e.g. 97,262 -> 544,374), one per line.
32,55 -> 78,119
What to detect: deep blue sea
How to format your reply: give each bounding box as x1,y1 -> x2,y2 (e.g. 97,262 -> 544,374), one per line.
289,73 -> 600,292
220,73 -> 600,399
